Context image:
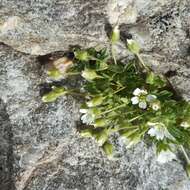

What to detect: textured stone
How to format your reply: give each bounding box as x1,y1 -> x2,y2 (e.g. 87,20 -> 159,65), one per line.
0,0 -> 109,55
1,0 -> 190,189
1,42 -> 190,190
0,99 -> 15,190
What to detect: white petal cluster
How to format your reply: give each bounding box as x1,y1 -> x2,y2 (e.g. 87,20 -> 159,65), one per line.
133,88 -> 147,96
157,150 -> 176,164
131,88 -> 147,109
80,109 -> 95,125
147,122 -> 172,140
131,88 -> 160,110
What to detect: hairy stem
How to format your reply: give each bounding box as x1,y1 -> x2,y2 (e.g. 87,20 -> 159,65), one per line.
181,145 -> 190,164
100,104 -> 125,116
113,87 -> 126,94
111,45 -> 117,65
136,53 -> 150,72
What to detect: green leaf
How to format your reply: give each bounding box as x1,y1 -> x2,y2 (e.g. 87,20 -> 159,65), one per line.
168,126 -> 190,146
108,64 -> 124,73
102,142 -> 113,157
121,128 -> 139,138
127,39 -> 140,54
155,141 -> 170,154
146,72 -> 166,87
42,86 -> 67,103
82,69 -> 100,81
80,129 -> 93,138
87,96 -> 104,107
97,61 -> 108,71
121,98 -> 129,104
158,90 -> 173,100
94,118 -> 108,127
95,129 -> 109,146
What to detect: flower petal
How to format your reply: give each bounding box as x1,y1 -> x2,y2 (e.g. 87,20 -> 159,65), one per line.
147,127 -> 164,140
139,101 -> 147,109
131,96 -> 139,105
157,150 -> 176,164
146,94 -> 157,102
140,89 -> 148,95
81,113 -> 93,125
147,127 -> 156,136
79,109 -> 88,113
133,88 -> 142,96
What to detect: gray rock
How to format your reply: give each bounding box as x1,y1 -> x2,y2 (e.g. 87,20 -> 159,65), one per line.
0,99 -> 15,190
0,0 -> 109,55
0,41 -> 190,190
0,0 -> 190,189
0,0 -> 189,57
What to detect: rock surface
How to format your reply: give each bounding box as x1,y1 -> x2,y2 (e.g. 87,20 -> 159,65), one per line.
0,0 -> 108,55
0,0 -> 190,189
0,99 -> 15,190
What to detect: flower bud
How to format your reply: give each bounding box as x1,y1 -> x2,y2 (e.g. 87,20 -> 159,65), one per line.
111,25 -> 120,44
127,39 -> 140,54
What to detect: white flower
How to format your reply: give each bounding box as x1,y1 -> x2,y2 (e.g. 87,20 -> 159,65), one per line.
152,103 -> 160,111
147,122 -> 172,140
131,89 -> 160,111
80,109 -> 95,125
180,121 -> 190,128
131,88 -> 148,109
157,150 -> 176,164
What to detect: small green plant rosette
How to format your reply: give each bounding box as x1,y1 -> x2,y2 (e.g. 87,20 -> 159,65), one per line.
74,50 -> 89,61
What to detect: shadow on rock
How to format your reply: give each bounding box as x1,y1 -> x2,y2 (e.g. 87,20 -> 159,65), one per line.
0,99 -> 15,190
